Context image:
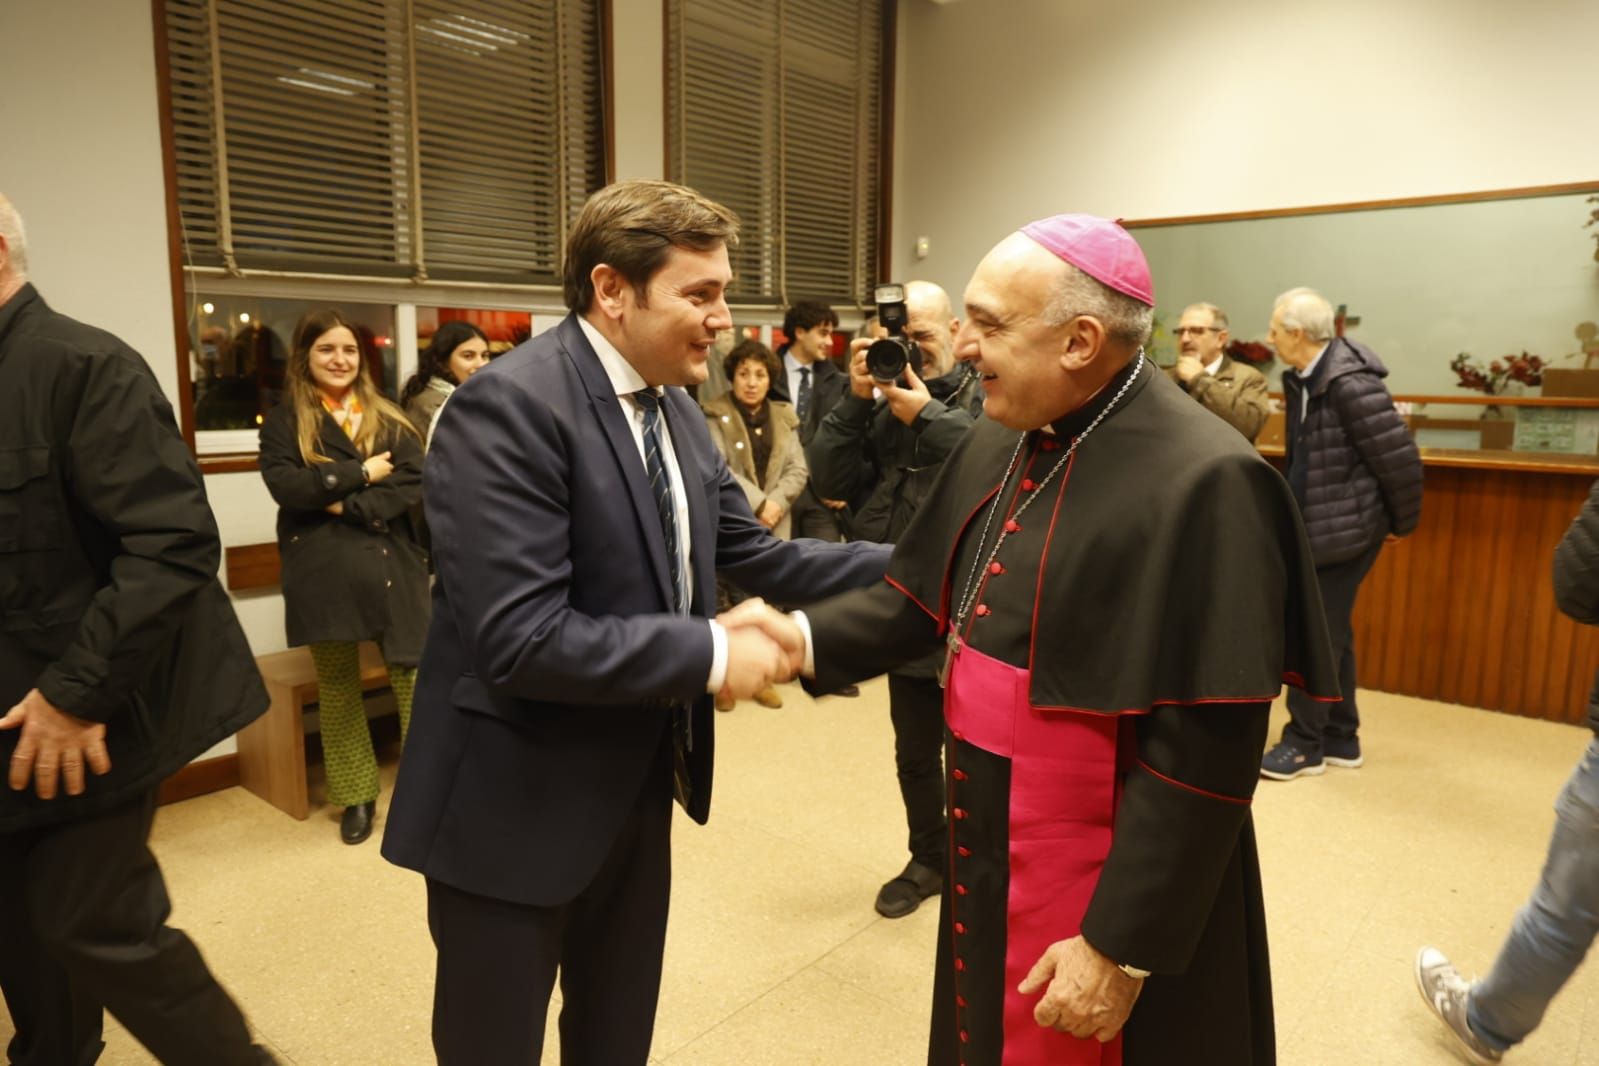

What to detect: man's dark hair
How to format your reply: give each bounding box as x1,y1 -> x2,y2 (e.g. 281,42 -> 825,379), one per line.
563,180 -> 741,313
782,300 -> 838,338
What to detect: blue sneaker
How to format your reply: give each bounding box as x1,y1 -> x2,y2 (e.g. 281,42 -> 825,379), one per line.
1260,741 -> 1324,781
1323,737 -> 1364,769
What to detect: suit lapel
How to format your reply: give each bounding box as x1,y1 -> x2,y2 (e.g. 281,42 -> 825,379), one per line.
559,316 -> 676,613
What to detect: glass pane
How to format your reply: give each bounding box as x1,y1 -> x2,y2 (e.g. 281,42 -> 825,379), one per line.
186,292 -> 397,434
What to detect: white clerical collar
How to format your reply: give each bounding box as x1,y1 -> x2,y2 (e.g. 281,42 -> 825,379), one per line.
1204,353 -> 1225,377
1297,341 -> 1331,380
578,314 -> 650,399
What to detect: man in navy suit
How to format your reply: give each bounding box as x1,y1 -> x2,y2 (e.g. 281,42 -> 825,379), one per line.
381,179 -> 891,1066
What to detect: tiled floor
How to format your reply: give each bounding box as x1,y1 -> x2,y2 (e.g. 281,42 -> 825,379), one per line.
5,681 -> 1597,1064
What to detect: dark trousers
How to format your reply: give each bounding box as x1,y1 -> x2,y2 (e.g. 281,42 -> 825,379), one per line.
789,487 -> 845,542
888,671 -> 947,870
427,748 -> 674,1066
0,791 -> 263,1066
1284,541 -> 1383,754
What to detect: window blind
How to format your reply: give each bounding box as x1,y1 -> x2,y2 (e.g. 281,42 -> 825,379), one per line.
665,0 -> 884,307
164,0 -> 605,284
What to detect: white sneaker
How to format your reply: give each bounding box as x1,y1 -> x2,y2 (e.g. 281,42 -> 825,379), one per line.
1414,947 -> 1504,1064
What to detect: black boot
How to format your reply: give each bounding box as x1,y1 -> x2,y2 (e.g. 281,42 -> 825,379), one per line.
340,801 -> 376,845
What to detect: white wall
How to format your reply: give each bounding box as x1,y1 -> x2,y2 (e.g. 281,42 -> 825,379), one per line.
0,0 -> 179,405
892,0 -> 1599,303
611,0 -> 666,180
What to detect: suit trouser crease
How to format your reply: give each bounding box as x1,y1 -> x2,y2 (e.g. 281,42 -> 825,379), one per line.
1284,541 -> 1382,753
427,737 -> 674,1066
0,790 -> 260,1066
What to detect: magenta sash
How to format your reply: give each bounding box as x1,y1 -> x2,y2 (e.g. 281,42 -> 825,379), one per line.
945,641 -> 1122,1066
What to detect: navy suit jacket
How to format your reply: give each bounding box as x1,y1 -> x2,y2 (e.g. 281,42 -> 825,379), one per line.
381,314 -> 890,907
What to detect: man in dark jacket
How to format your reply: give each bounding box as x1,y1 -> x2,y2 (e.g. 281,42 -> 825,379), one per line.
1415,478 -> 1599,1064
770,300 -> 852,540
807,279 -> 983,917
1261,286 -> 1422,780
0,193 -> 272,1065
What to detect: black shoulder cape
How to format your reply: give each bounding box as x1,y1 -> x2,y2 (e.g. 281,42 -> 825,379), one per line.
886,359 -> 1339,713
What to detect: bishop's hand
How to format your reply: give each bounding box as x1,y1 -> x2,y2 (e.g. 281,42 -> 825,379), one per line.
717,598 -> 805,680
1017,935 -> 1143,1043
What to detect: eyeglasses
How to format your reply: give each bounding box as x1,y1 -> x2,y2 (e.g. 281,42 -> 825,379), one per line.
1173,326 -> 1221,337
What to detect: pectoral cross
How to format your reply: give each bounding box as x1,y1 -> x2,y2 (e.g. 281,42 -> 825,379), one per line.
938,631 -> 962,689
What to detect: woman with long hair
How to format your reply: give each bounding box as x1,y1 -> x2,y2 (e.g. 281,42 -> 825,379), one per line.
400,320 -> 490,443
258,309 -> 429,844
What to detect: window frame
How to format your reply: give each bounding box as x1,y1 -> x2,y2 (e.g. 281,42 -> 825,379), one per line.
661,0 -> 896,312
152,0 -> 615,467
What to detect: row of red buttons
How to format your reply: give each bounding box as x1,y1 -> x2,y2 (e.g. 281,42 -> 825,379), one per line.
949,728 -> 971,1055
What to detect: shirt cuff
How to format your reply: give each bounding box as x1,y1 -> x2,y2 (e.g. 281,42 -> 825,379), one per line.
706,620 -> 728,694
792,610 -> 816,678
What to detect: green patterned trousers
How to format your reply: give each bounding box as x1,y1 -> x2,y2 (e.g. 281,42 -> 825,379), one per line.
308,642 -> 416,808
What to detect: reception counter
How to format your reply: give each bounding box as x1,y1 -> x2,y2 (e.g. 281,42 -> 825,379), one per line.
1261,443 -> 1599,725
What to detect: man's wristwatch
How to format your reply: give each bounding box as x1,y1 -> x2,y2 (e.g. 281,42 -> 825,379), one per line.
1117,962 -> 1151,980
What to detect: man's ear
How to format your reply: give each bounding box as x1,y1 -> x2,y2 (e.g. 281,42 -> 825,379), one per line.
1216,328 -> 1231,349
1058,314 -> 1108,372
590,264 -> 629,321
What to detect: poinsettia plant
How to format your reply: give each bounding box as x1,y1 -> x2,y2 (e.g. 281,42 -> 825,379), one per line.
1450,351 -> 1546,395
1225,340 -> 1274,366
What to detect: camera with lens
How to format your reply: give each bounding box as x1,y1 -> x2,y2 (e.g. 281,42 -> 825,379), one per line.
865,283 -> 922,384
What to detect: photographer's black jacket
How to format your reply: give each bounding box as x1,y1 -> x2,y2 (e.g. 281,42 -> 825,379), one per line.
807,364 -> 984,545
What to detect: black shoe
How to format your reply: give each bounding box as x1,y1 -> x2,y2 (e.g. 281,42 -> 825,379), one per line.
837,683 -> 861,698
340,801 -> 375,845
874,859 -> 943,918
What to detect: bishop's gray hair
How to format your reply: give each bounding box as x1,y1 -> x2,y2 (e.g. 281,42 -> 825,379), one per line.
1042,263 -> 1153,348
0,194 -> 27,277
1273,287 -> 1335,342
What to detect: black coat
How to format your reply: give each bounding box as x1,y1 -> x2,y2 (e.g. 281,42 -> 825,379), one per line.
770,354 -> 850,446
1283,337 -> 1423,566
1553,478 -> 1599,734
258,402 -> 429,664
0,285 -> 267,832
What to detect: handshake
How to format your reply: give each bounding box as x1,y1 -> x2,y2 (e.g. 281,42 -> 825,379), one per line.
716,598 -> 807,703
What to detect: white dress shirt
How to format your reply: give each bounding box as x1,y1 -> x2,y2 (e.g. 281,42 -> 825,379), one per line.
578,316 -> 728,692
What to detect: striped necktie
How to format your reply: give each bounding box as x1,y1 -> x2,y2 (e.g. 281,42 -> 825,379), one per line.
634,389 -> 687,613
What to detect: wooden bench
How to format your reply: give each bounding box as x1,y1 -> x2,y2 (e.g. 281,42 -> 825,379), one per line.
237,642 -> 393,820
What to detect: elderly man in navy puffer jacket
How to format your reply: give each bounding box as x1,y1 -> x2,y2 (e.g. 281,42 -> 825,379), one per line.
1260,287 -> 1422,780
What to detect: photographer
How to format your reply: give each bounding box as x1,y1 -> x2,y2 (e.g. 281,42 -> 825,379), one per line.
806,280 -> 983,918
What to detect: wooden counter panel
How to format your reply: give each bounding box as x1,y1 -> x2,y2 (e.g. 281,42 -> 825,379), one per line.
1351,466 -> 1599,724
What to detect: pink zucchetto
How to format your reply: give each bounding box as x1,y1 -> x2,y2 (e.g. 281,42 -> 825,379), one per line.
1019,214 -> 1155,308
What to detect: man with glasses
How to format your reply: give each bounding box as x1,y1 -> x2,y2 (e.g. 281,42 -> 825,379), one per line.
1168,302 -> 1269,441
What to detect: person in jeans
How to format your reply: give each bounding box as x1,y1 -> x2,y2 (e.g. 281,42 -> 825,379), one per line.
1259,287 -> 1422,781
1416,477 -> 1599,1064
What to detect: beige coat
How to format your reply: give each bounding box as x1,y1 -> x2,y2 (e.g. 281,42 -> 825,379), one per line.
1167,354 -> 1270,442
701,395 -> 809,539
